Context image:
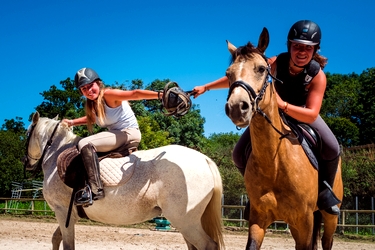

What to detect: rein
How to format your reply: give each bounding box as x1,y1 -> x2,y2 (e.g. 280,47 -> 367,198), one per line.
227,64 -> 291,139
23,121 -> 61,178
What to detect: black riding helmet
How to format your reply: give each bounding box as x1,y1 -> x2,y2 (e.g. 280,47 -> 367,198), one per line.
287,20 -> 321,53
74,68 -> 101,90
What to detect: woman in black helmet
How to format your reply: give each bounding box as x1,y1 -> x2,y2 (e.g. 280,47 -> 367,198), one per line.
62,67 -> 161,206
193,20 -> 341,215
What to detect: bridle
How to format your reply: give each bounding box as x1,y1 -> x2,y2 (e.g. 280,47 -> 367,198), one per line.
226,55 -> 291,139
23,121 -> 61,177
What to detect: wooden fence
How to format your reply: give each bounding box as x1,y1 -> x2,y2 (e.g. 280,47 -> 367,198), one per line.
221,205 -> 375,234
1,198 -> 375,234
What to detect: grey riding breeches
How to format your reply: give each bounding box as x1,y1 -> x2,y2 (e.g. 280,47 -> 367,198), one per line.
77,127 -> 141,152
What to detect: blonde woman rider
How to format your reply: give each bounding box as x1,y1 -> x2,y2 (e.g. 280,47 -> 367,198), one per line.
63,67 -> 161,206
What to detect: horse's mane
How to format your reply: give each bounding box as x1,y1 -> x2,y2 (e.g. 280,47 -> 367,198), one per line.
230,42 -> 261,64
40,117 -> 78,142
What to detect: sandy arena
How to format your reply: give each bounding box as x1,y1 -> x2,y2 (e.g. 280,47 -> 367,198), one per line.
0,217 -> 374,250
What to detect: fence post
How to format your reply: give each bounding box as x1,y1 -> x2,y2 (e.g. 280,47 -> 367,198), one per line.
372,197 -> 374,235
356,196 -> 359,234
341,211 -> 345,234
221,194 -> 224,219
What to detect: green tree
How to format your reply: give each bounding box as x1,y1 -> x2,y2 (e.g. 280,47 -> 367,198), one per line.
342,147 -> 375,198
357,68 -> 375,144
322,73 -> 361,146
0,117 -> 27,197
137,115 -> 173,149
201,132 -> 245,204
35,78 -> 84,120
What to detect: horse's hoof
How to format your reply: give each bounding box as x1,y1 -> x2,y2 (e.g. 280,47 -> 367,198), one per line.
325,205 -> 340,215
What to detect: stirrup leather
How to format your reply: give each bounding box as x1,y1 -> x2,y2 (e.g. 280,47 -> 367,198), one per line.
74,184 -> 93,207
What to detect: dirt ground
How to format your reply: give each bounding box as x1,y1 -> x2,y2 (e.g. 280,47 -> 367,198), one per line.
0,217 -> 374,250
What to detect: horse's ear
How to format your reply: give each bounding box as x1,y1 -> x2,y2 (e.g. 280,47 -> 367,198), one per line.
53,114 -> 59,121
257,27 -> 269,54
227,40 -> 237,56
32,112 -> 40,126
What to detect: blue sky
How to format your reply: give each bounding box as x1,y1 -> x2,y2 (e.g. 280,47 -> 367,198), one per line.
1,0 -> 374,136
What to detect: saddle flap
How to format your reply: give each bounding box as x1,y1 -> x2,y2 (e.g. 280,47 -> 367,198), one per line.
297,123 -> 320,148
57,145 -> 137,188
280,113 -> 321,170
57,146 -> 85,189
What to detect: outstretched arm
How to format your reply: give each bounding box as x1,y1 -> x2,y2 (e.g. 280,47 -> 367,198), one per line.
192,76 -> 230,98
104,89 -> 161,107
62,116 -> 88,127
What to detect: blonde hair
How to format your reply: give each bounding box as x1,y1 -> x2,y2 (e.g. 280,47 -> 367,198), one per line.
85,80 -> 106,133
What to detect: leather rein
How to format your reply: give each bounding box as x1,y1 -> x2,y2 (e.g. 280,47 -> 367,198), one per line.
226,56 -> 291,139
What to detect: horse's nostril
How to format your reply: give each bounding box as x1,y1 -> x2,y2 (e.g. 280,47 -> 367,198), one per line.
241,102 -> 249,111
225,104 -> 230,115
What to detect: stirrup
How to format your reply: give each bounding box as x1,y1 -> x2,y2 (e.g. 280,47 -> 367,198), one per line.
74,184 -> 93,207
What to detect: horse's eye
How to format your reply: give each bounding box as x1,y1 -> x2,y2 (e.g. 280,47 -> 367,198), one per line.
258,66 -> 266,73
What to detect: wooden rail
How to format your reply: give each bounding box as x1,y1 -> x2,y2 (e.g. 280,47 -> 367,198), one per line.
222,205 -> 375,231
1,198 -> 375,231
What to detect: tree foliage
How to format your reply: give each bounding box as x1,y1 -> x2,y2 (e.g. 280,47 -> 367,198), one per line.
200,132 -> 245,204
0,117 -> 26,197
357,68 -> 375,144
322,73 -> 361,146
1,68 -> 375,204
341,146 -> 375,198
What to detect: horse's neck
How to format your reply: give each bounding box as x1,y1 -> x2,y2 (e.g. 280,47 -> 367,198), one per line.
43,125 -> 80,172
250,85 -> 286,151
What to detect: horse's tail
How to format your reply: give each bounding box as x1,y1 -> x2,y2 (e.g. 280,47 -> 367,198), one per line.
311,210 -> 323,249
201,157 -> 225,249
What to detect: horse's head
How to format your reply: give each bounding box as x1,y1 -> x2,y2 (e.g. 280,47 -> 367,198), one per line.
225,27 -> 271,128
23,112 -> 63,171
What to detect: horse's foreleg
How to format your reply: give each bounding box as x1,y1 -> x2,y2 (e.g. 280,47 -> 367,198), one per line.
54,209 -> 77,250
289,213 -> 315,250
321,212 -> 339,250
183,237 -> 198,250
52,226 -> 62,250
246,224 -> 265,250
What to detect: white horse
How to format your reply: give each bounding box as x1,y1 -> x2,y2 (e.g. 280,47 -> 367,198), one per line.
24,112 -> 224,250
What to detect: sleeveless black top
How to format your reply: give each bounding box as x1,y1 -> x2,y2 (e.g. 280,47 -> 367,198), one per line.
274,52 -> 320,107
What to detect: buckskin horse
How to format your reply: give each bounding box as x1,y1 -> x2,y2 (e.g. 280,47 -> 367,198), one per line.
23,112 -> 224,250
224,28 -> 343,250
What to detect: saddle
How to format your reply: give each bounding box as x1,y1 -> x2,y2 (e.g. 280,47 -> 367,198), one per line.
57,143 -> 138,189
280,113 -> 321,170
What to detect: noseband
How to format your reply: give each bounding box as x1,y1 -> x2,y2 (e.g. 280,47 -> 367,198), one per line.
23,121 -> 61,177
226,58 -> 290,139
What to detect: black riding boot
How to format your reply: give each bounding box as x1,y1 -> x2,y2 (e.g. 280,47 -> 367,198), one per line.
75,144 -> 104,206
318,156 -> 341,215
